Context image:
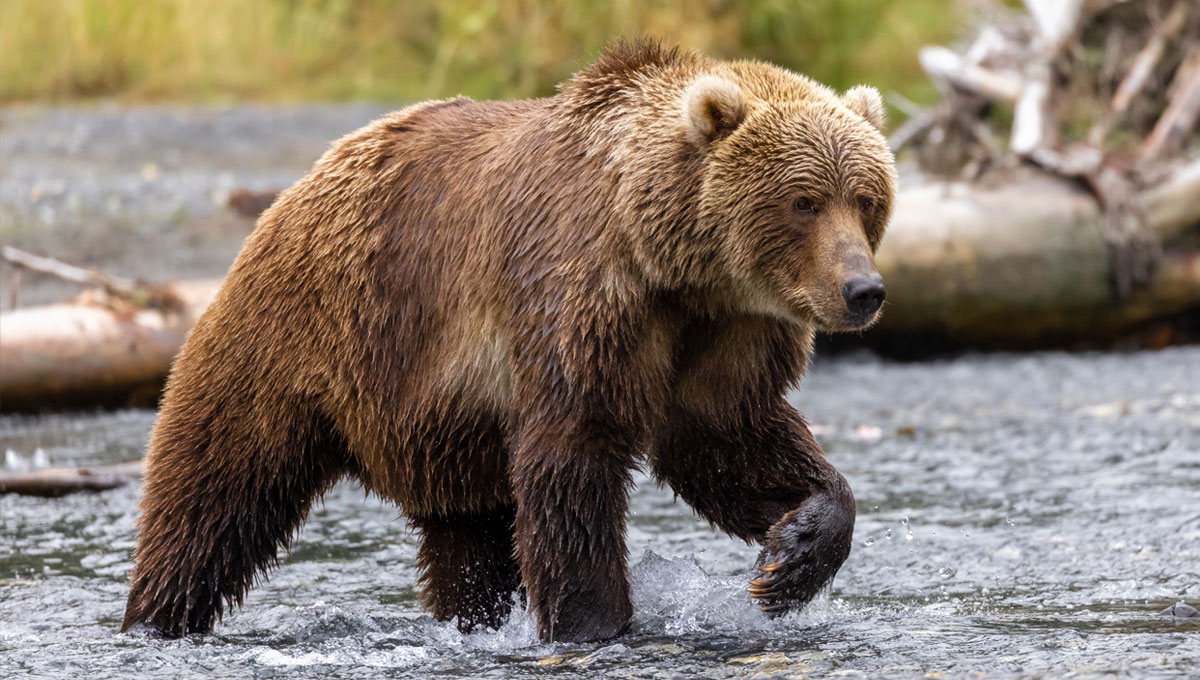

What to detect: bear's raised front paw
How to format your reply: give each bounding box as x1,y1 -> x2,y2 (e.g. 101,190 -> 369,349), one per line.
747,490 -> 854,614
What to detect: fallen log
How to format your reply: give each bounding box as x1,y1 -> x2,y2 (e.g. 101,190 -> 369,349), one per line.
0,279 -> 221,412
0,460 -> 143,497
870,161 -> 1200,349
1144,159 -> 1200,241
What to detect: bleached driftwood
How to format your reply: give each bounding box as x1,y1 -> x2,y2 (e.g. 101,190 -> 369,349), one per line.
1143,159 -> 1200,240
1140,47 -> 1200,162
918,46 -> 1024,103
1010,0 -> 1084,156
1109,3 -> 1189,120
0,461 -> 143,497
3,246 -> 181,312
0,279 -> 221,411
1023,0 -> 1083,48
873,160 -> 1200,347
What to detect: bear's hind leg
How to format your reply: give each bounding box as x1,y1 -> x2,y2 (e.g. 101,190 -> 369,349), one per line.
411,504 -> 519,633
122,405 -> 349,637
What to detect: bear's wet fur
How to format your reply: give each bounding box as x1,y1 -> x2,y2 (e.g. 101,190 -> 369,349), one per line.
122,40 -> 896,642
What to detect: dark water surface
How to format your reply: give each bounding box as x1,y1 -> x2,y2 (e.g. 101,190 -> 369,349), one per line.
3,348 -> 1198,678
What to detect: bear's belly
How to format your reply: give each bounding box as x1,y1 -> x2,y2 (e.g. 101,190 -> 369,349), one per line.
347,398 -> 513,517
333,291 -> 515,516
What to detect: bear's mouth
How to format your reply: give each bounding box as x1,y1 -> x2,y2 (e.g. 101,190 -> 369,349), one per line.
806,303 -> 882,333
789,292 -> 846,332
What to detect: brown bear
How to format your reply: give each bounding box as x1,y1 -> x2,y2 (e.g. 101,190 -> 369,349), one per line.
122,40 -> 896,643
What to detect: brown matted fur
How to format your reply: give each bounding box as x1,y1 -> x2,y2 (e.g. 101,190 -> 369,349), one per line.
122,40 -> 896,642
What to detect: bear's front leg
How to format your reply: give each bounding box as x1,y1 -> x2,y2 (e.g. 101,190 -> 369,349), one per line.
510,417 -> 640,642
748,472 -> 855,613
653,400 -> 855,615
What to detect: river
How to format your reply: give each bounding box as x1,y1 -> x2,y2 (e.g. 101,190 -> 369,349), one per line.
2,347 -> 1197,678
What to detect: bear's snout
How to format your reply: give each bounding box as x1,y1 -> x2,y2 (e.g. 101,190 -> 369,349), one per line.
841,274 -> 886,325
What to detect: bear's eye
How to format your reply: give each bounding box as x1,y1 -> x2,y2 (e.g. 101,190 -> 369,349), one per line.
793,196 -> 817,214
858,196 -> 875,213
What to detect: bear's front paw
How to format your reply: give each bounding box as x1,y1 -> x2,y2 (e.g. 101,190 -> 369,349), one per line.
747,490 -> 854,614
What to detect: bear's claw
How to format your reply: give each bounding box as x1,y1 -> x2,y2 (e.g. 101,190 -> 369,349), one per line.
747,560 -> 785,600
747,554 -> 793,604
747,549 -> 815,614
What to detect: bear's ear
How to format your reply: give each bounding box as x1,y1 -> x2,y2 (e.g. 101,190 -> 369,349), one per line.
842,85 -> 886,132
684,75 -> 747,145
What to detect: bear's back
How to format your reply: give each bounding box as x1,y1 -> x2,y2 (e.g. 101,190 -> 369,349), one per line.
197,94 -> 621,507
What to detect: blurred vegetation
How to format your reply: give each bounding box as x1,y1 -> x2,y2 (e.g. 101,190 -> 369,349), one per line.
1,0 -> 960,110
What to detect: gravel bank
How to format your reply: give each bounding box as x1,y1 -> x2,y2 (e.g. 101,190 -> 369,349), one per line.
1,103 -> 393,305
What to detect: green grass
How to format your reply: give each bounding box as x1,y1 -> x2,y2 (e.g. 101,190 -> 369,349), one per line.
0,0 -> 959,109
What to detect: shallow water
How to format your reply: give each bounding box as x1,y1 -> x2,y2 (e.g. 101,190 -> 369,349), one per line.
2,348 -> 1198,678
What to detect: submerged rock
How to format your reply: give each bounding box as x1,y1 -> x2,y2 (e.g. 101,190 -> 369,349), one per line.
1159,602 -> 1199,619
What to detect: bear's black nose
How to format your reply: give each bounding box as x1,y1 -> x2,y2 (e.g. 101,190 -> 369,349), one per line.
842,275 -> 886,319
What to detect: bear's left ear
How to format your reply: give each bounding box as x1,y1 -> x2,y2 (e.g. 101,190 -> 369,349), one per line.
842,85 -> 886,132
684,75 -> 747,146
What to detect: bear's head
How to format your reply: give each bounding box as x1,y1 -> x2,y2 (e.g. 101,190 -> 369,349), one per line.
686,68 -> 896,331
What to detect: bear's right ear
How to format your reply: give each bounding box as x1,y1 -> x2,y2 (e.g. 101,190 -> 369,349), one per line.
842,85 -> 886,132
684,76 -> 747,146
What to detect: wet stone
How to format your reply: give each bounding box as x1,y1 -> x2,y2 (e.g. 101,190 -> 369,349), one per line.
1159,602 -> 1199,619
